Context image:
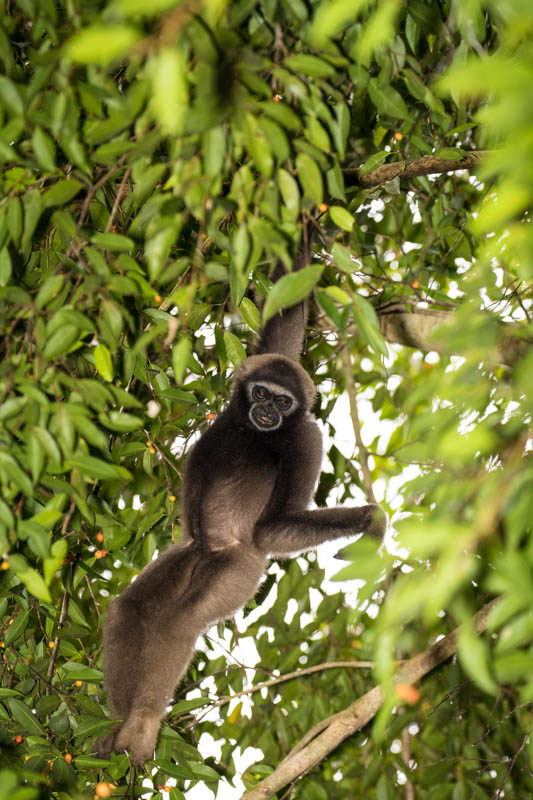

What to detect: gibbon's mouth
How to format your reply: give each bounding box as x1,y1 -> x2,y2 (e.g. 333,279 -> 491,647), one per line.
250,405 -> 281,430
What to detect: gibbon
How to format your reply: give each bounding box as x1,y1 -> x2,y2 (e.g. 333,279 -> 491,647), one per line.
96,259 -> 386,763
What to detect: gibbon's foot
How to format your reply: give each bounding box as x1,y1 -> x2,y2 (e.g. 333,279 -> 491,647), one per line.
114,710 -> 161,764
95,728 -> 120,759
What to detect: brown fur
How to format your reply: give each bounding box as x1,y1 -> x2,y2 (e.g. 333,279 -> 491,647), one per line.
96,313 -> 386,764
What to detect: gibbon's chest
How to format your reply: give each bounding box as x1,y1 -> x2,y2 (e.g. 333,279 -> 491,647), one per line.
200,453 -> 278,549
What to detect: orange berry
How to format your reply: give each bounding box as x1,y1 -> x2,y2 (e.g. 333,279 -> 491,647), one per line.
94,549 -> 108,559
393,131 -> 403,141
319,203 -> 328,213
96,532 -> 104,543
95,783 -> 112,799
65,753 -> 73,763
74,680 -> 83,687
273,94 -> 282,102
14,734 -> 23,744
149,447 -> 156,455
169,495 -> 176,502
412,280 -> 420,288
8,618 -> 13,625
154,294 -> 163,303
207,412 -> 215,420
396,683 -> 420,704
1,560 -> 9,570
146,441 -> 152,448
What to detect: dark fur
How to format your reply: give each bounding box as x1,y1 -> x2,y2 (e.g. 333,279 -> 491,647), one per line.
96,291 -> 386,764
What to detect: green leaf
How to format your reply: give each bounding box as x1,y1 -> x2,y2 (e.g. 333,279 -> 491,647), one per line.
67,455 -> 132,482
15,566 -> 52,603
239,297 -> 261,331
368,80 -> 409,118
35,274 -> 65,309
32,126 -> 56,172
352,294 -> 388,356
284,54 -> 336,78
203,125 -> 226,177
149,46 -> 189,135
332,242 -> 358,273
5,611 -> 30,646
74,756 -> 114,769
263,265 -> 323,322
278,168 -> 300,221
99,411 -> 143,432
224,331 -> 247,367
42,179 -> 83,208
145,225 -> 178,281
0,247 -> 12,287
458,626 -> 497,695
295,152 -> 323,206
93,344 -> 114,382
91,233 -> 135,252
0,76 -> 24,115
43,324 -> 80,360
61,662 -> 104,681
0,451 -> 32,495
66,24 -> 141,65
172,336 -> 192,384
7,698 -> 45,735
329,206 -> 355,232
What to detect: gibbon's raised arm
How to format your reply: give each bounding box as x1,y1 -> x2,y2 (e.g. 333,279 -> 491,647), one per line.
96,248 -> 386,765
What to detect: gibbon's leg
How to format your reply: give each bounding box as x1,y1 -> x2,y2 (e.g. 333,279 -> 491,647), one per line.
254,504 -> 386,556
94,597 -> 144,758
111,550 -> 265,764
113,615 -> 198,764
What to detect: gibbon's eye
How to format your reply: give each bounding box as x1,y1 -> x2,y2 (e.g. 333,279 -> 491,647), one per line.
275,395 -> 292,411
252,385 -> 270,401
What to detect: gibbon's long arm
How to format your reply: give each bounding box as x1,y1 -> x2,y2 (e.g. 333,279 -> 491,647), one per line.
253,505 -> 386,557
253,419 -> 386,555
254,245 -> 310,362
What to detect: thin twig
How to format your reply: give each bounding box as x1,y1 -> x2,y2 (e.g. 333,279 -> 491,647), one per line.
340,345 -> 376,503
46,590 -> 71,693
208,660 -> 374,712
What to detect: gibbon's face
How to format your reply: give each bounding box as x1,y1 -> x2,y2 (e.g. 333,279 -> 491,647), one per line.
246,380 -> 298,432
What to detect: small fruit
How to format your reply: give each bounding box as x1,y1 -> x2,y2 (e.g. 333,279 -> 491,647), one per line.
154,294 -> 162,303
395,683 -> 420,704
394,131 -> 403,141
318,203 -> 328,213
65,753 -> 72,763
1,560 -> 9,570
96,532 -> 104,543
94,550 -> 108,559
74,680 -> 83,687
95,782 -> 113,799
14,734 -> 23,744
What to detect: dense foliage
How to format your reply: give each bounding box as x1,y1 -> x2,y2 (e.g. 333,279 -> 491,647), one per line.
1,0 -> 532,798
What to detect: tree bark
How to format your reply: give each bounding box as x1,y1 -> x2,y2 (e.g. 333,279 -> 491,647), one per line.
344,151 -> 489,188
377,301 -> 530,367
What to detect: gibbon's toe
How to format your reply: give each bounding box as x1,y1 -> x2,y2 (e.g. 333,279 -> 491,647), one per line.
114,712 -> 160,764
95,730 -> 119,759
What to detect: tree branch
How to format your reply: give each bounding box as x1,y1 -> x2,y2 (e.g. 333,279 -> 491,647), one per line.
377,301 -> 531,367
344,151 -> 489,189
240,598 -> 498,800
